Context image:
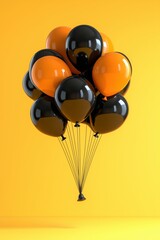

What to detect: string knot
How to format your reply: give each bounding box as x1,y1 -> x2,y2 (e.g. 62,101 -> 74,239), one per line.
77,193 -> 86,201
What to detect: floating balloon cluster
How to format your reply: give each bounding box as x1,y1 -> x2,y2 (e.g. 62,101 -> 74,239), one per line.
23,25 -> 132,201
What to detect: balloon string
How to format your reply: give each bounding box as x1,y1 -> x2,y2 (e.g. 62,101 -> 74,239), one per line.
76,127 -> 81,192
83,134 -> 102,189
84,137 -> 98,181
81,127 -> 91,187
62,139 -> 79,189
64,133 -> 78,182
58,137 -> 78,189
83,135 -> 102,187
81,134 -> 96,189
69,122 -> 80,191
81,124 -> 88,188
71,123 -> 78,166
59,138 -> 78,187
85,128 -> 94,174
78,125 -> 81,193
82,135 -> 102,190
59,123 -> 102,194
80,128 -> 94,191
71,122 -> 79,180
76,125 -> 81,193
67,123 -> 77,176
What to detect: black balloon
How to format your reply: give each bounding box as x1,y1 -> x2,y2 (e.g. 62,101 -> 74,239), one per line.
82,116 -> 91,127
82,68 -> 96,90
66,25 -> 103,72
30,96 -> 67,137
29,49 -> 64,80
22,71 -> 42,100
55,75 -> 96,123
90,94 -> 129,134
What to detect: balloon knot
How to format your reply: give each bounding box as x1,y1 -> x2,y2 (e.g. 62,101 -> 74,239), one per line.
77,193 -> 86,201
94,132 -> 99,138
61,135 -> 66,141
102,96 -> 108,101
74,122 -> 80,127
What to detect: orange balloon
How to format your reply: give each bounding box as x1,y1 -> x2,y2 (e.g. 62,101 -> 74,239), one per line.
31,56 -> 72,97
46,26 -> 80,74
101,32 -> 114,56
92,52 -> 132,97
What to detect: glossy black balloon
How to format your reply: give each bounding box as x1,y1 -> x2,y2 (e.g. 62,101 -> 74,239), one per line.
90,94 -> 129,134
66,25 -> 103,72
82,68 -> 96,90
82,116 -> 95,133
30,96 -> 67,137
29,49 -> 64,80
22,71 -> 42,100
55,75 -> 96,123
82,116 -> 91,127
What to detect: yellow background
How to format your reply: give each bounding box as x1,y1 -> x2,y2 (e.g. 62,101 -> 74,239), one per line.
0,0 -> 160,218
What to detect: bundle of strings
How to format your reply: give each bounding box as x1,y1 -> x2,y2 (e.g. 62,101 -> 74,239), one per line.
58,122 -> 102,201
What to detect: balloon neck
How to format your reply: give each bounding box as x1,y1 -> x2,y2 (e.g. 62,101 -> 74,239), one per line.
74,122 -> 80,127
61,135 -> 66,141
102,96 -> 108,101
77,193 -> 86,201
94,132 -> 99,138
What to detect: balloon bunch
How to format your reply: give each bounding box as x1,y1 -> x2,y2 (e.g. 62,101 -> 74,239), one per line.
23,25 -> 132,201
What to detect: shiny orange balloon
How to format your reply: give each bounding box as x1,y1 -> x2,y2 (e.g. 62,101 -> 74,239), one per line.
92,52 -> 132,97
31,56 -> 72,97
101,32 -> 114,56
46,26 -> 80,74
